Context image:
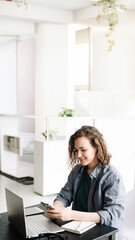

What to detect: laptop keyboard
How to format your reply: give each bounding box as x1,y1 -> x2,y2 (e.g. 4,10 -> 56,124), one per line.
26,214 -> 62,236
26,215 -> 50,235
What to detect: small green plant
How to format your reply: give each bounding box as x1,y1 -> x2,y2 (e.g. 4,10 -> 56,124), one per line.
42,129 -> 58,140
92,0 -> 127,51
58,107 -> 77,117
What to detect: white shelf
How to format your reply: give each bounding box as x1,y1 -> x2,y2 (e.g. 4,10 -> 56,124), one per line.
3,132 -> 34,156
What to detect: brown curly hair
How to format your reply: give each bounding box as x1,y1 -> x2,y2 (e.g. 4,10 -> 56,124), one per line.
68,125 -> 112,169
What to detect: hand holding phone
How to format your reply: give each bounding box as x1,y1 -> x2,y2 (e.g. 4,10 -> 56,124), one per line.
41,202 -> 54,210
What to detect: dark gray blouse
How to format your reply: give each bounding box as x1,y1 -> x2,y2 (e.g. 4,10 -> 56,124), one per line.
55,163 -> 125,240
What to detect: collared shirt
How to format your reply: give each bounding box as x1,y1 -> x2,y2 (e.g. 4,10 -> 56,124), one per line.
55,164 -> 125,240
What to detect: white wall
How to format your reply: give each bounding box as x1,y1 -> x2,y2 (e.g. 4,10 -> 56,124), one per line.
75,92 -> 135,117
73,8 -> 135,95
74,23 -> 135,117
17,39 -> 35,116
0,20 -> 35,171
0,39 -> 17,114
0,18 -> 35,36
0,18 -> 35,115
95,118 -> 135,193
17,39 -> 35,133
91,25 -> 135,92
35,23 -> 69,117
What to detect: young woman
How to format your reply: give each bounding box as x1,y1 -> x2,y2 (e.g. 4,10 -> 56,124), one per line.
46,126 -> 125,240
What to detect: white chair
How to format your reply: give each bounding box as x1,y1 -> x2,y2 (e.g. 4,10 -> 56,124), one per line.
122,188 -> 135,240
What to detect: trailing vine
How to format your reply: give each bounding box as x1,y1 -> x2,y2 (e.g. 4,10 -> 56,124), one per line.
92,0 -> 127,51
15,0 -> 27,8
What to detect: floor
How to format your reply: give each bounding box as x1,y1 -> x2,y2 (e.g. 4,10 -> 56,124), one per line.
0,173 -> 57,213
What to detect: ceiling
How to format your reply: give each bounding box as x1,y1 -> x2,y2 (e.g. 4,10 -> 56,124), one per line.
0,0 -> 135,27
27,0 -> 135,11
27,0 -> 91,11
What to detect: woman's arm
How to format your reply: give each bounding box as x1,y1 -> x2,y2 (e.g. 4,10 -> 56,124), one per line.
54,166 -> 81,207
64,209 -> 101,223
53,200 -> 65,209
98,176 -> 125,226
46,201 -> 101,223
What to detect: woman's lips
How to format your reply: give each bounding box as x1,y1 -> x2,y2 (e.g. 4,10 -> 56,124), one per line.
79,158 -> 86,163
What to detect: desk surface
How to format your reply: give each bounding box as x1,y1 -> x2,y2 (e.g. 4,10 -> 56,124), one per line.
0,208 -> 118,240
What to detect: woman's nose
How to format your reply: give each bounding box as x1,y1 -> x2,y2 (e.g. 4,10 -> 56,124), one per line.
77,150 -> 82,158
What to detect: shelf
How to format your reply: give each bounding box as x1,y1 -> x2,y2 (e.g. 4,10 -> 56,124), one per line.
4,132 -> 34,156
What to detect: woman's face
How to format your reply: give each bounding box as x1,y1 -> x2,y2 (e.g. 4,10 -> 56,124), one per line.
74,136 -> 98,168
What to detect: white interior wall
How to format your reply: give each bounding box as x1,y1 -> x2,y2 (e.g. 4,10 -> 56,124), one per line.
75,92 -> 135,117
0,18 -> 35,115
95,119 -> 135,193
0,19 -> 35,171
0,39 -> 17,114
74,23 -> 135,117
17,39 -> 35,133
0,18 -> 35,36
17,39 -> 35,116
91,25 -> 135,92
35,23 -> 69,117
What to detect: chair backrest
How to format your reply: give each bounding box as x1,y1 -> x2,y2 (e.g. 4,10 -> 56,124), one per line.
123,188 -> 135,229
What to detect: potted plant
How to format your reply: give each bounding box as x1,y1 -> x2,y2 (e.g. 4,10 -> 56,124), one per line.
42,129 -> 58,140
58,107 -> 78,117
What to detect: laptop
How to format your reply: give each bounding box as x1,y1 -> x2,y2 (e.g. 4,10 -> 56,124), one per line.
5,188 -> 63,238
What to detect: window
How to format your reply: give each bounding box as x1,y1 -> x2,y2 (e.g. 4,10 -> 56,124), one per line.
73,27 -> 92,91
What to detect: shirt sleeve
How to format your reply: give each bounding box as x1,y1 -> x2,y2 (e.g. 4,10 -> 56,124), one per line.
97,174 -> 125,226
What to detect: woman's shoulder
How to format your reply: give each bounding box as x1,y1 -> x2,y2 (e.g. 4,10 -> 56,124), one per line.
68,164 -> 84,181
70,164 -> 85,175
72,164 -> 84,172
105,163 -> 120,173
102,164 -> 122,182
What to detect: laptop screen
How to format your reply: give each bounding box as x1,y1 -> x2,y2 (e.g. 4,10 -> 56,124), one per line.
5,188 -> 27,238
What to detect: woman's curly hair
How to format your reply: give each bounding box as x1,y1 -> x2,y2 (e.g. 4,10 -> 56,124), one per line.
68,125 -> 112,169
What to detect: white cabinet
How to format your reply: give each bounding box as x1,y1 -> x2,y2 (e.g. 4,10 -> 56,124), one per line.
34,140 -> 69,196
0,131 -> 34,178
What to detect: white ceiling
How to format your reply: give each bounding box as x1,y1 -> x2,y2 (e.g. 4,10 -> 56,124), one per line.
27,0 -> 90,11
27,0 -> 135,11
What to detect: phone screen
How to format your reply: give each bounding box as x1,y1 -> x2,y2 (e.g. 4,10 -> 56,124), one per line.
41,202 -> 54,210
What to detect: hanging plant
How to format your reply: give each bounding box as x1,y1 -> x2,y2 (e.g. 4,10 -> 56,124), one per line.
15,0 -> 27,8
6,0 -> 27,8
92,0 -> 127,51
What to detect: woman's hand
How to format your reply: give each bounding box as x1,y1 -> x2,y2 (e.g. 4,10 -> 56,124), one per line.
45,200 -> 101,223
46,206 -> 101,223
46,207 -> 73,221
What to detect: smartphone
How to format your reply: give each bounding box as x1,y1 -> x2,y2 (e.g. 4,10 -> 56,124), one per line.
41,202 -> 54,210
